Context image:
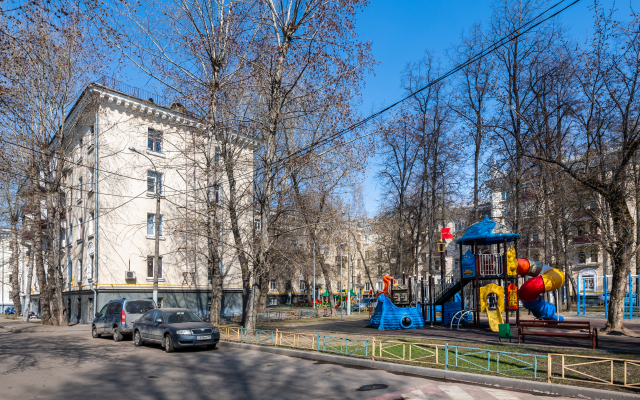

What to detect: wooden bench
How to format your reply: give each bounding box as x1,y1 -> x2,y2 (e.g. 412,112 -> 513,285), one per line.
518,320 -> 598,349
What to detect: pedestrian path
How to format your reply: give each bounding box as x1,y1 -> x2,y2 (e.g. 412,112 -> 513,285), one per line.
367,382 -> 568,400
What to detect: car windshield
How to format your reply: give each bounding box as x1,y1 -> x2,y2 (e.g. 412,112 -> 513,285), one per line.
125,301 -> 156,314
165,311 -> 201,324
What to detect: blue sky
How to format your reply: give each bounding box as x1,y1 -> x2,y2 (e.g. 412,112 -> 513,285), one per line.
354,0 -> 606,215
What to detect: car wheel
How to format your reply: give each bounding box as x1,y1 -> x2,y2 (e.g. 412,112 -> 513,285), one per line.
164,334 -> 175,353
92,326 -> 101,338
134,330 -> 144,347
113,326 -> 123,342
207,343 -> 217,350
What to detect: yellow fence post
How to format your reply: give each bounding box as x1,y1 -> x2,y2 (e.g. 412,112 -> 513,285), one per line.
436,345 -> 439,365
611,360 -> 614,385
372,337 -> 375,361
624,361 -> 627,386
276,329 -> 279,346
562,355 -> 565,379
547,354 -> 551,383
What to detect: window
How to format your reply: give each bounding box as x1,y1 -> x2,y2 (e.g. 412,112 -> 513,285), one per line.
454,259 -> 460,269
77,139 -> 83,162
454,221 -> 463,232
270,280 -> 277,291
590,223 -> 598,235
532,232 -> 539,241
580,269 -> 597,292
147,213 -> 164,237
577,224 -> 587,236
501,191 -> 510,201
88,125 -> 94,151
147,128 -> 162,153
87,242 -> 94,281
254,218 -> 261,230
269,298 -> 277,306
590,250 -> 598,263
88,212 -> 94,237
578,252 -> 587,264
125,300 -> 155,314
143,310 -> 155,321
365,282 -> 370,291
146,256 -> 163,279
299,278 -> 306,291
77,177 -> 83,203
214,184 -> 220,205
376,280 -> 383,291
68,224 -> 73,246
87,254 -> 94,281
365,250 -> 371,260
61,193 -> 66,208
377,249 -> 383,259
77,260 -> 83,283
147,171 -> 163,196
77,218 -> 83,242
89,169 -> 95,193
364,234 -> 369,244
215,147 -> 220,165
67,255 -> 72,286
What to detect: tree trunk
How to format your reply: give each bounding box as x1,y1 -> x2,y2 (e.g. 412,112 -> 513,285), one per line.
223,148 -> 251,326
208,231 -> 223,326
23,247 -> 33,322
603,191 -> 634,333
32,206 -> 51,325
207,197 -> 223,326
10,219 -> 22,317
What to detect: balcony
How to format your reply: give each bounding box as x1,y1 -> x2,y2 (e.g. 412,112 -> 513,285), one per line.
573,234 -> 601,245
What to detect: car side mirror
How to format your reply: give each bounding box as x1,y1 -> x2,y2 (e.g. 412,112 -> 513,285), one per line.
155,318 -> 163,323
95,312 -> 101,318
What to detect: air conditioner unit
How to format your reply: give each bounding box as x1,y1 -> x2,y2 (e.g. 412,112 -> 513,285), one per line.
125,271 -> 136,280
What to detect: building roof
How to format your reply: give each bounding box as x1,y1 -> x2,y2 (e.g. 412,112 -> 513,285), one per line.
457,215 -> 519,245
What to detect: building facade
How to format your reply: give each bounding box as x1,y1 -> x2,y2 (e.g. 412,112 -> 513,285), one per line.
25,82 -> 256,323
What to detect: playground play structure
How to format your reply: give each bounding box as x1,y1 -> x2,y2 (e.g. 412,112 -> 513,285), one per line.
369,215 -> 598,347
319,288 -> 356,309
576,273 -> 640,319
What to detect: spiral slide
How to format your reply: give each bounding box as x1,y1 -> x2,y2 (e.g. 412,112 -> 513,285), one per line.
517,259 -> 564,321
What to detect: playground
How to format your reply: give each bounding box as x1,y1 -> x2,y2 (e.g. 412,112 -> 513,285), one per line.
258,216 -> 640,350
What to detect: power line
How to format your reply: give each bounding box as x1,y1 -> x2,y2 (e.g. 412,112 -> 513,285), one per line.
262,0 -> 581,174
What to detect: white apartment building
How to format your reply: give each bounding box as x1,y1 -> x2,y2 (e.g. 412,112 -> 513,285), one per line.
27,81 -> 256,323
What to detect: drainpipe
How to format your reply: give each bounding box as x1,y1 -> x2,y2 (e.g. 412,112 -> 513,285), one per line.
92,106 -> 99,317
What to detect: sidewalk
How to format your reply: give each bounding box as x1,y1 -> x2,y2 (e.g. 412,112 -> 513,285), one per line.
0,315 -> 90,333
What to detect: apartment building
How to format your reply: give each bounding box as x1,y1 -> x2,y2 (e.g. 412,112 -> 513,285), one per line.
27,81 -> 256,323
491,184 -> 616,301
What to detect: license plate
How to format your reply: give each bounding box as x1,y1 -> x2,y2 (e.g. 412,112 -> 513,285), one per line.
197,335 -> 212,340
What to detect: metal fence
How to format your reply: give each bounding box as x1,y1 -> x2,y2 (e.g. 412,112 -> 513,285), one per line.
218,326 -> 640,389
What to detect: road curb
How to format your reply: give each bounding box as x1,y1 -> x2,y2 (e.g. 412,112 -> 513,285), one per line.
219,341 -> 640,400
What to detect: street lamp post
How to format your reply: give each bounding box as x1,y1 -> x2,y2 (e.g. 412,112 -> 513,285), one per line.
129,147 -> 161,307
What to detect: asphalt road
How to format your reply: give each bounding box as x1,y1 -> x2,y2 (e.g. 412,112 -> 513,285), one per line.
0,327 -> 570,400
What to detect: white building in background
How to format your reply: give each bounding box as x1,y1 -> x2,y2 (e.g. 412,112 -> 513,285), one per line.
25,80 -> 257,323
0,229 -> 13,312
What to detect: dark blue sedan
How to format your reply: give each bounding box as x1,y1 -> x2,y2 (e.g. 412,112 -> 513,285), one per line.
132,308 -> 220,353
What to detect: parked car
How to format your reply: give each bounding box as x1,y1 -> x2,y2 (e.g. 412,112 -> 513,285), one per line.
352,297 -> 377,312
92,298 -> 156,341
132,308 -> 220,353
4,307 -> 15,315
598,292 -> 637,304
